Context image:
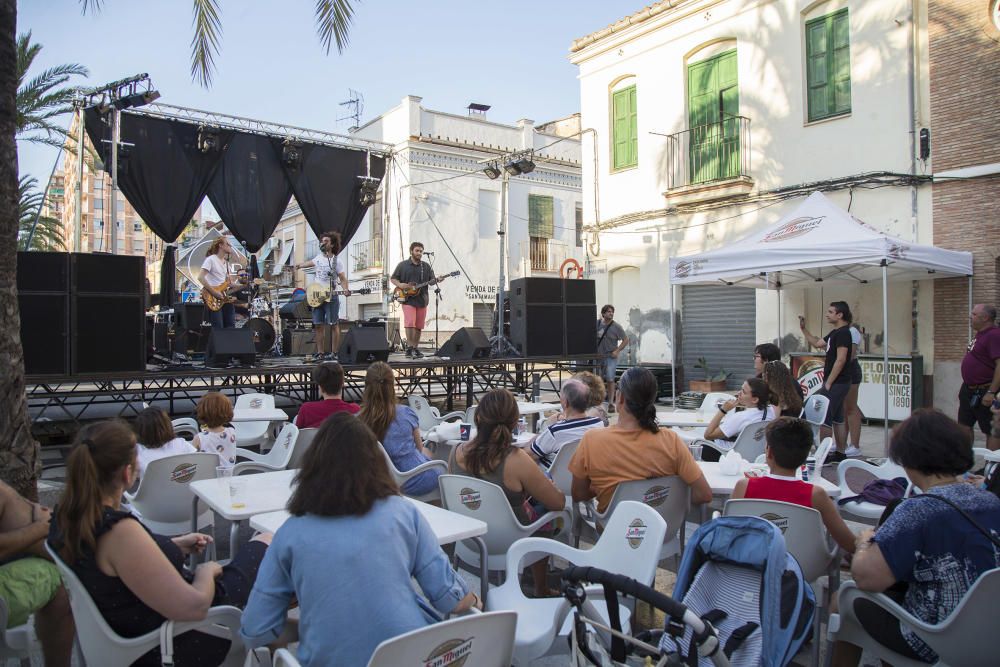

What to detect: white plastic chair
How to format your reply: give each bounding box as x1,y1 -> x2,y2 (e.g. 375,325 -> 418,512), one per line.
0,598 -> 36,667
488,501 -> 667,665
724,498 -> 840,666
45,543 -> 246,667
123,452 -> 218,535
698,391 -> 736,413
377,441 -> 447,503
285,428 -> 318,469
547,439 -> 581,499
802,393 -> 830,443
576,475 -> 690,564
731,420 -> 770,462
233,393 -> 277,451
172,417 -> 200,441
407,394 -> 464,434
272,647 -> 299,666
438,474 -> 571,580
836,457 -> 912,523
813,436 -> 834,470
830,568 -> 1000,667
232,423 -> 300,475
367,610 -> 517,667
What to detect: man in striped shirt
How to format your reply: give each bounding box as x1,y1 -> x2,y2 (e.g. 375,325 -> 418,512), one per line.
530,379 -> 604,469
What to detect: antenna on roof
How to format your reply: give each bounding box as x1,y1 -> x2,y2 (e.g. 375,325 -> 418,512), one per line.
338,89 -> 364,131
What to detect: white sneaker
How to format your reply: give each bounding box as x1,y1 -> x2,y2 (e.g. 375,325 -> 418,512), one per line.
844,445 -> 863,458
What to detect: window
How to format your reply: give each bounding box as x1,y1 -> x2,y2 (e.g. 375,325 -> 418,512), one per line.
529,195 -> 554,271
133,222 -> 143,232
575,203 -> 583,248
93,197 -> 103,210
688,49 -> 740,184
806,9 -> 851,122
611,84 -> 638,170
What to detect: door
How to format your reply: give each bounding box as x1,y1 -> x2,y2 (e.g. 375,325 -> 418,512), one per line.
680,285 -> 756,391
688,50 -> 739,184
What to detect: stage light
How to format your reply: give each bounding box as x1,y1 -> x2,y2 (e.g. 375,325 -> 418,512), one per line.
358,177 -> 379,206
282,140 -> 302,169
503,161 -> 522,176
197,125 -> 220,153
483,164 -> 501,179
514,157 -> 535,174
113,88 -> 161,110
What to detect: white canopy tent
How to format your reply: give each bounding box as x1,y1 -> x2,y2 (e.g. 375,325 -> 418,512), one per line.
666,191 -> 973,446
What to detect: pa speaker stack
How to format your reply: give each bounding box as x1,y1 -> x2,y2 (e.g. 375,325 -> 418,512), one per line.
508,277 -> 597,357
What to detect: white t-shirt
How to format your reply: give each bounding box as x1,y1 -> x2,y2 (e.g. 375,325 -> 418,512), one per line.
197,426 -> 238,468
201,254 -> 230,288
714,405 -> 777,451
136,437 -> 197,479
310,253 -> 345,286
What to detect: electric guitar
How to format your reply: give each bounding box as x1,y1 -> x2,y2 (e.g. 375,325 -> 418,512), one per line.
202,277 -> 265,311
306,284 -> 372,308
391,271 -> 460,304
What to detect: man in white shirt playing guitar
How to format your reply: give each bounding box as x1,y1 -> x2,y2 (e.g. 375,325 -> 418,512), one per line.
198,237 -> 246,329
295,230 -> 351,360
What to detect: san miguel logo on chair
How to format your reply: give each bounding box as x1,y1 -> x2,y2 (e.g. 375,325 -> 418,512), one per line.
761,512 -> 789,534
423,637 -> 474,667
761,216 -> 823,243
171,463 -> 198,483
459,488 -> 481,510
643,485 -> 670,507
626,518 -> 648,549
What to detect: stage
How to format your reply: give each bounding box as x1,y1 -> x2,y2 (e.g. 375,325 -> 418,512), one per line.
26,352 -> 597,442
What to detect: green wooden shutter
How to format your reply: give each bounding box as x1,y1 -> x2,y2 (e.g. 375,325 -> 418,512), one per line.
528,195 -> 554,239
806,9 -> 851,121
687,49 -> 739,184
612,85 -> 637,170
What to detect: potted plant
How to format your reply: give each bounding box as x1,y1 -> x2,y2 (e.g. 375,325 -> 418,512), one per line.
690,356 -> 731,392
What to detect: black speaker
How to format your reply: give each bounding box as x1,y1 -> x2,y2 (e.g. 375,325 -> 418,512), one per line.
508,277 -> 597,357
71,253 -> 144,295
565,279 -> 596,304
174,302 -> 207,332
565,304 -> 598,355
510,277 -> 563,304
279,299 -> 311,321
437,327 -> 491,360
205,328 -> 256,368
510,303 -> 564,356
282,328 -> 316,356
71,294 -> 146,373
176,325 -> 213,354
338,326 -> 390,364
152,322 -> 170,355
17,251 -> 69,293
18,293 -> 69,375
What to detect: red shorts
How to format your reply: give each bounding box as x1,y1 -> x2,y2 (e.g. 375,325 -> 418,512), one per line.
401,305 -> 427,329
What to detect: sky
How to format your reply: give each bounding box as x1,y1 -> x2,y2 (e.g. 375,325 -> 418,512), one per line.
16,0 -> 634,185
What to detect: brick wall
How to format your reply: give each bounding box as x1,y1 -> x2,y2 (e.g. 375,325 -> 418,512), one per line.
930,0 -> 1000,361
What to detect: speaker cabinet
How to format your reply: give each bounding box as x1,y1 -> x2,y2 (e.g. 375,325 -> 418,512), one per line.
565,279 -> 596,305
173,302 -> 207,332
510,304 -> 564,356
508,277 -> 597,358
338,326 -> 390,364
71,294 -> 146,373
282,328 -> 316,356
565,304 -> 598,355
437,327 -> 491,360
206,328 -> 256,367
510,277 -> 564,303
17,251 -> 69,293
18,293 -> 69,375
72,253 -> 144,295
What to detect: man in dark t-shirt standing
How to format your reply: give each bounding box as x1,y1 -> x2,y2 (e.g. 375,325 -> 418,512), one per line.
390,242 -> 437,358
958,304 -> 1000,450
800,301 -> 854,459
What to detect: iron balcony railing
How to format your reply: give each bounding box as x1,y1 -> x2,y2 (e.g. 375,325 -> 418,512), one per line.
665,115 -> 751,189
352,235 -> 384,272
528,238 -> 568,272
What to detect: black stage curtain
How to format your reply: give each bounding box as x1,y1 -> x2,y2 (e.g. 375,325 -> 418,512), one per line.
207,133 -> 293,253
159,245 -> 177,306
274,139 -> 387,244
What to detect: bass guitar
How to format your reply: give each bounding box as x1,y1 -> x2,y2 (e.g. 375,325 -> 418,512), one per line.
306,284 -> 372,308
202,277 -> 265,312
392,271 -> 460,304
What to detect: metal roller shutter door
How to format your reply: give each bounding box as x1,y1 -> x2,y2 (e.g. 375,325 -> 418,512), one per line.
681,285 -> 756,391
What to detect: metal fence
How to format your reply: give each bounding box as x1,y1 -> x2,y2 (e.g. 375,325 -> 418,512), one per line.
664,116 -> 751,189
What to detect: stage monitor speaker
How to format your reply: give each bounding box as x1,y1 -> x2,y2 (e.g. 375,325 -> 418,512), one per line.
437,327 -> 491,360
71,253 -> 144,295
152,322 -> 169,356
565,304 -> 598,355
279,299 -> 311,321
509,277 -> 563,304
338,326 -> 390,364
282,328 -> 316,356
205,328 -> 256,368
18,293 -> 69,375
176,325 -> 212,354
16,251 -> 69,293
510,303 -> 564,357
565,279 -> 597,305
71,294 -> 146,374
174,302 -> 207,332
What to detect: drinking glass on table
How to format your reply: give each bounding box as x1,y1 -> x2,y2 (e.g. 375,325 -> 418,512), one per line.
688,443 -> 703,462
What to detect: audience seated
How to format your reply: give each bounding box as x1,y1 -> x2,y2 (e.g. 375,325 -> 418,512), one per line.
193,391 -> 237,469
132,406 -> 196,479
831,409 -> 1000,666
731,417 -> 855,553
48,420 -> 270,666
359,361 -> 440,496
240,413 -> 478,665
573,371 -> 609,426
701,377 -> 777,462
529,379 -> 604,470
753,342 -> 781,377
0,481 -> 73,667
448,388 -> 565,596
762,360 -> 804,417
569,366 -> 712,513
294,361 -> 359,429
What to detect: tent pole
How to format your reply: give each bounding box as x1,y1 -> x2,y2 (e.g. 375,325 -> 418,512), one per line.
883,263 -> 890,453
968,276 -> 973,341
669,283 -> 676,407
777,272 -> 783,356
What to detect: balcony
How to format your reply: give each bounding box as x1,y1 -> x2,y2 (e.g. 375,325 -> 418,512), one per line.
527,238 -> 569,274
663,115 -> 753,205
352,236 -> 383,274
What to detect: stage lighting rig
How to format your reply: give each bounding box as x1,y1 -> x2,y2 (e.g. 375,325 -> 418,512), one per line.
197,125 -> 221,153
358,176 -> 380,206
282,140 -> 302,169
483,163 -> 502,180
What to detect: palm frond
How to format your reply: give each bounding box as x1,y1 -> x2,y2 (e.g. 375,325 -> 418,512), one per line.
190,0 -> 223,88
18,176 -> 66,252
314,0 -> 357,54
78,0 -> 104,15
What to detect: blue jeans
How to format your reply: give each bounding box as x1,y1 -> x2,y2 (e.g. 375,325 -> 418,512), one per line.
208,303 -> 235,329
312,298 -> 340,326
598,355 -> 618,382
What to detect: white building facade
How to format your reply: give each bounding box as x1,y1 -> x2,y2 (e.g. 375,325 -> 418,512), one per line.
572,0 -> 935,394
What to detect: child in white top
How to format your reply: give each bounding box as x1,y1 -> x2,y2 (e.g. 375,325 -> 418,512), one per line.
132,407 -> 197,479
193,391 -> 237,468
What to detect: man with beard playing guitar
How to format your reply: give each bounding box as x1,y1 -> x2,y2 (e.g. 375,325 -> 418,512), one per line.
295,231 -> 351,361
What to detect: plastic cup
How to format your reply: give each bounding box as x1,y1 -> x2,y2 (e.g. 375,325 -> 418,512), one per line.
228,478 -> 247,509
216,466 -> 231,490
689,443 -> 703,461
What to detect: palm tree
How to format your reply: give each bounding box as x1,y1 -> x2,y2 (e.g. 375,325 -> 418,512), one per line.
16,30 -> 88,149
18,175 -> 65,251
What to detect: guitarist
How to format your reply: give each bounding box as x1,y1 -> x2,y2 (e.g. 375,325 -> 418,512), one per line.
198,237 -> 245,329
294,230 -> 350,361
390,241 -> 437,358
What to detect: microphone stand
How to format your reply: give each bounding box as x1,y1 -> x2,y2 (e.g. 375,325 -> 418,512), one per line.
434,285 -> 442,351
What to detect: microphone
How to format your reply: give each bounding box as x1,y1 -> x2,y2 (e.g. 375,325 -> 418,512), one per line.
424,251 -> 435,256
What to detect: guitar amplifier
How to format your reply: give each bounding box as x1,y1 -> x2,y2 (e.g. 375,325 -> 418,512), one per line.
282,328 -> 316,356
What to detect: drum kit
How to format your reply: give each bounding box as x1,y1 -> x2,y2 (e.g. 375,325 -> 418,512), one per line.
235,280 -> 282,355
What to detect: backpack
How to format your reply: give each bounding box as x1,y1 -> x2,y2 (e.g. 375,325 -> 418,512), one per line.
837,476 -> 908,507
659,516 -> 815,666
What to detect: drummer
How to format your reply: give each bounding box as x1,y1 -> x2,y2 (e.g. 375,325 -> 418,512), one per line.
294,230 -> 350,361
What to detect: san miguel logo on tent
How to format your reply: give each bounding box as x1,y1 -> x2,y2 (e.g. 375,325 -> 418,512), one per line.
887,242 -> 909,259
674,260 -> 692,279
423,637 -> 474,667
761,216 -> 824,243
626,518 -> 648,549
459,488 -> 481,510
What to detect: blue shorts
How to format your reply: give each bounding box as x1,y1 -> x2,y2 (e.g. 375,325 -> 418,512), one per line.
312,298 -> 340,326
598,356 -> 618,382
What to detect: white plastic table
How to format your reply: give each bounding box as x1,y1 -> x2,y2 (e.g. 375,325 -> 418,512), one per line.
250,498 -> 491,603
656,410 -> 712,428
426,430 -> 534,462
516,401 -> 561,416
231,408 -> 288,423
697,461 -> 841,498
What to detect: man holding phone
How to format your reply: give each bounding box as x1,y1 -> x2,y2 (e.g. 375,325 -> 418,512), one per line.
959,304 -> 1000,450
799,302 -> 854,460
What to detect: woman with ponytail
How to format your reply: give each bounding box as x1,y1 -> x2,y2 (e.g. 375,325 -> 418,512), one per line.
448,388 -> 564,596
48,420 -> 271,666
569,366 -> 712,513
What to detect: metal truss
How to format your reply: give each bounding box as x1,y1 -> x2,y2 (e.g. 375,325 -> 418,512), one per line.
128,103 -> 393,155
